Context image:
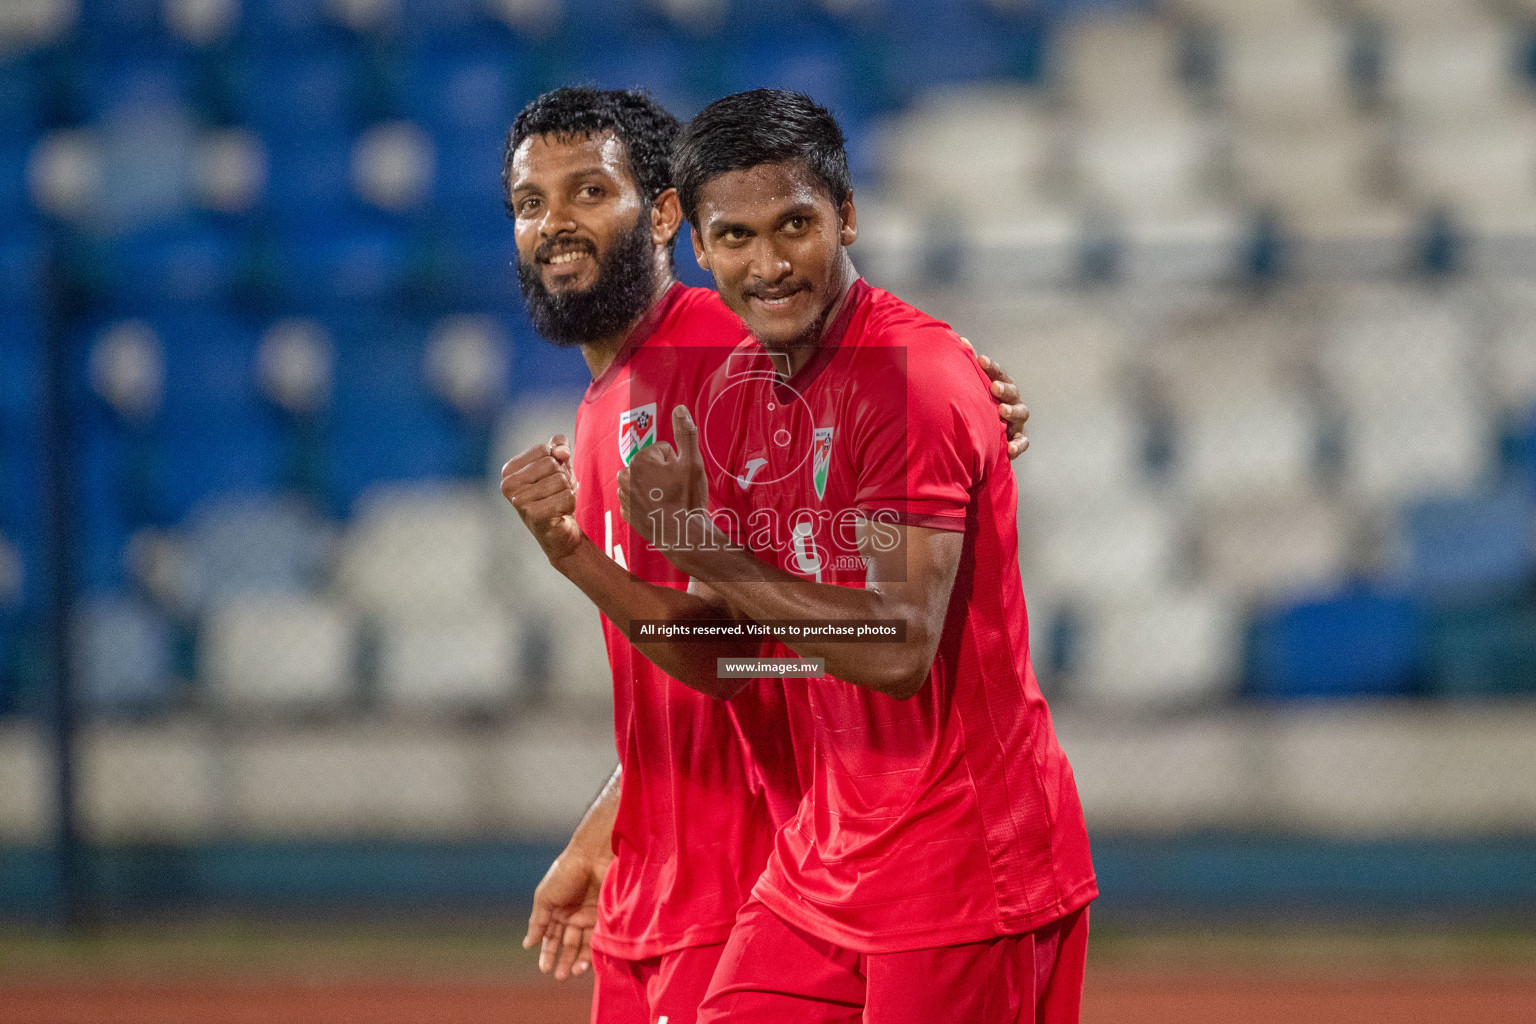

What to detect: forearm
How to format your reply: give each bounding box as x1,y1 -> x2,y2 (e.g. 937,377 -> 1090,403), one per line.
551,537 -> 759,698
566,763 -> 621,861
667,533 -> 932,696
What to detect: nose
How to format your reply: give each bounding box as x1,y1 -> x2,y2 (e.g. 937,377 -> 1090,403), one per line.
537,194 -> 578,240
745,236 -> 792,286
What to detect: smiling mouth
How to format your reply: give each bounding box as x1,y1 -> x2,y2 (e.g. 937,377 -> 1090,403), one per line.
749,290 -> 802,309
544,250 -> 591,266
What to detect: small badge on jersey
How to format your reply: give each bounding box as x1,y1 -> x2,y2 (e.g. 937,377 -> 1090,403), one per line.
812,426 -> 834,500
619,403 -> 657,466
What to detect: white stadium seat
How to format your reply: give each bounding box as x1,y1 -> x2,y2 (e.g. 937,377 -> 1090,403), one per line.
1166,0 -> 1324,30
880,86 -> 1062,220
1395,109 -> 1536,271
959,206 -> 1086,289
1230,117 -> 1416,278
1219,18 -> 1358,126
1021,495 -> 1181,604
201,595 -> 359,710
376,602 -> 526,712
1195,492 -> 1356,603
1056,16 -> 1189,116
1173,397 -> 1319,502
1342,396 -> 1494,504
1319,285 -> 1481,405
1013,403 -> 1147,504
1486,282 -> 1536,412
1378,14 -> 1525,121
1351,0 -> 1502,29
1070,105 -> 1220,217
335,483 -> 499,620
1073,586 -> 1242,708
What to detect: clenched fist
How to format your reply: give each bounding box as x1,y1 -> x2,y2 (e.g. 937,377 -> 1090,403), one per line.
502,435 -> 583,565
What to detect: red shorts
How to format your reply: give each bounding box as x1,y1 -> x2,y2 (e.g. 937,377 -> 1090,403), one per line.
696,898 -> 1090,1024
591,942 -> 728,1024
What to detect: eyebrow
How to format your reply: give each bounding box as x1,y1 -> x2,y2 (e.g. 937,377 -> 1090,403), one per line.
708,201 -> 820,237
511,166 -> 614,194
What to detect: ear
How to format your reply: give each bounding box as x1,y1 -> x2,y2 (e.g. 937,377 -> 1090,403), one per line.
691,220 -> 711,271
651,187 -> 683,249
839,192 -> 858,247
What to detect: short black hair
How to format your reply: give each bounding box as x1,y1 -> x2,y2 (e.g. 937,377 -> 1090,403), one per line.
504,87 -> 681,246
673,89 -> 851,226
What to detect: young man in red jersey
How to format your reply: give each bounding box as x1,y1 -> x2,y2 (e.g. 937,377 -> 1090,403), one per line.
617,89 -> 1097,1024
497,88 -> 1034,1024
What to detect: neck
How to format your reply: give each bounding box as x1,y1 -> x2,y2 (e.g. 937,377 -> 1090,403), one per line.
578,267 -> 677,380
782,256 -> 858,378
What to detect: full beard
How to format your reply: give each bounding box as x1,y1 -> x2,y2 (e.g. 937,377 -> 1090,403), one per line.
517,210 -> 658,349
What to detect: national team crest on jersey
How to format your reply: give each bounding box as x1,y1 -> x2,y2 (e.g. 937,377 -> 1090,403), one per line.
619,403 -> 657,466
812,426 -> 834,500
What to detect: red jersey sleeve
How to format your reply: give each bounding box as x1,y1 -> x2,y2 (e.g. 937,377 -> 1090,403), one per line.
850,325 -> 998,532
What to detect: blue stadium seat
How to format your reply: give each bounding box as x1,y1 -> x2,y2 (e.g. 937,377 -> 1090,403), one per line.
1513,404 -> 1536,484
720,27 -> 868,122
1398,489 -> 1536,604
109,221 -> 245,308
0,311 -> 42,430
1430,605 -> 1536,697
432,128 -> 509,212
556,35 -> 706,118
0,475 -> 43,617
325,317 -> 474,509
398,40 -> 526,135
71,595 -> 176,713
397,0 -> 507,40
241,0 -> 346,42
557,0 -> 649,40
78,45 -> 196,122
262,134 -> 356,221
233,44 -> 362,140
878,5 -> 1042,107
157,312 -> 261,415
433,220 -> 520,304
177,495 -> 330,611
0,55 -> 42,142
0,143 -> 33,228
150,313 -> 285,520
275,217 -> 416,306
327,405 -> 469,513
0,228 -> 43,306
77,0 -> 165,39
1248,588 -> 1426,698
157,413 -> 286,523
73,439 -> 138,592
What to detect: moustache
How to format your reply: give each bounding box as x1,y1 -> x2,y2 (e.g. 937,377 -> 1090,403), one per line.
743,282 -> 807,301
533,238 -> 597,264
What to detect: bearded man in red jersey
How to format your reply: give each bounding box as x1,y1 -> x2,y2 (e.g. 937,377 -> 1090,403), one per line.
617,89 -> 1097,1024
498,87 -> 1034,1024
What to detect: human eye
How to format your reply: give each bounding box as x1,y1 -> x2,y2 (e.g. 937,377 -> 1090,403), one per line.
516,195 -> 542,216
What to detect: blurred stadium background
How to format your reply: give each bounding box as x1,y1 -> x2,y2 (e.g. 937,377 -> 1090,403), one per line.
1,0 -> 1535,1019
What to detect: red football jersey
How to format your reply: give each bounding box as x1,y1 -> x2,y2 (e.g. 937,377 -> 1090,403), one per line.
572,283 -> 805,961
699,279 -> 1098,954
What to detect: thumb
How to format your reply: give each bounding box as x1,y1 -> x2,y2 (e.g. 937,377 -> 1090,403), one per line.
672,405 -> 702,465
673,405 -> 709,509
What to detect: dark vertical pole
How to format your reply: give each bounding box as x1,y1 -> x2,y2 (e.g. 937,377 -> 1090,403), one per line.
40,235 -> 87,929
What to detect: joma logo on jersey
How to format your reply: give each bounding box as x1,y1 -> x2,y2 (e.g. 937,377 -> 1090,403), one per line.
812,426 -> 834,500
618,403 -> 657,466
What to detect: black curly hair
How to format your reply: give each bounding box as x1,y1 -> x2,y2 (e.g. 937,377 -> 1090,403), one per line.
504,87 -> 682,254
